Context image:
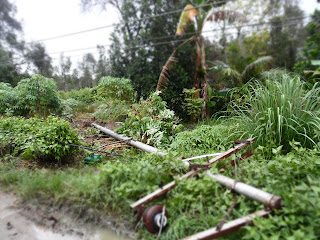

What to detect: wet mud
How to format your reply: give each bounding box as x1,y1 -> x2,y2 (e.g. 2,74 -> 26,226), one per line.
0,191 -> 133,240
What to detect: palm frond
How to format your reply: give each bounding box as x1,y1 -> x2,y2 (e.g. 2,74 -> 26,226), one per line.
176,4 -> 198,36
208,60 -> 230,70
209,60 -> 241,81
156,50 -> 178,91
241,56 -> 273,80
156,36 -> 197,91
207,10 -> 248,23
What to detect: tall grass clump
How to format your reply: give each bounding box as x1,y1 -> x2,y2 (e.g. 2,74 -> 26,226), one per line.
233,71 -> 320,152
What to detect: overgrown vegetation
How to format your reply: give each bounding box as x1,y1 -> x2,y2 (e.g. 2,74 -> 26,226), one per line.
170,121 -> 242,156
0,116 -> 80,161
1,0 -> 320,239
97,76 -> 136,102
94,100 -> 129,123
116,91 -> 183,148
0,129 -> 319,239
232,71 -> 320,153
0,75 -> 60,117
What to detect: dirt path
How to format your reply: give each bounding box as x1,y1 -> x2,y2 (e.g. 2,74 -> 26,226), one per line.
0,191 -> 132,240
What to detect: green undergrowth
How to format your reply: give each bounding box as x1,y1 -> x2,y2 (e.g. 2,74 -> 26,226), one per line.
170,119 -> 245,157
0,142 -> 319,239
0,116 -> 80,161
116,91 -> 183,148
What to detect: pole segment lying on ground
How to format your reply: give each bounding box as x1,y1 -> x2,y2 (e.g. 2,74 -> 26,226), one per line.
205,171 -> 282,209
130,138 -> 255,210
181,209 -> 272,240
92,123 -> 166,157
181,153 -> 222,162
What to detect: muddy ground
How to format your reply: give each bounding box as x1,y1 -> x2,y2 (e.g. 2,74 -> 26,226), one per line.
0,191 -> 134,240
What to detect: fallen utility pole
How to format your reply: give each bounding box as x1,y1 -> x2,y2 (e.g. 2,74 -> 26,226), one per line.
130,138 -> 255,211
180,171 -> 282,239
180,153 -> 222,162
182,209 -> 272,240
205,171 -> 282,209
92,123 -> 166,157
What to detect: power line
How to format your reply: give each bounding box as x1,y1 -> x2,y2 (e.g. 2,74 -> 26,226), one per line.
29,0 -> 232,43
2,15 -> 314,65
46,15 -> 310,56
42,19 -> 310,62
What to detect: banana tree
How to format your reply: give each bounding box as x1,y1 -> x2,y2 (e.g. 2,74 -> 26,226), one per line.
157,0 -> 247,118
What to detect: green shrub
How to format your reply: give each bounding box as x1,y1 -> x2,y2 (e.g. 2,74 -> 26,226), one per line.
182,88 -> 204,121
15,74 -> 60,118
0,116 -> 80,161
97,76 -> 136,102
232,71 -> 320,152
0,82 -> 17,116
94,100 -> 129,123
59,98 -> 81,118
58,88 -> 98,104
115,91 -> 182,148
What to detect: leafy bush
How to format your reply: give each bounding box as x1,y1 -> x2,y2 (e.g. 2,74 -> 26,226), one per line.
59,98 -> 81,119
115,91 -> 182,148
0,82 -> 17,116
94,100 -> 129,123
97,154 -> 182,212
97,76 -> 136,102
0,116 -> 80,161
15,74 -> 60,118
58,88 -> 98,104
232,71 -> 320,152
182,88 -> 204,121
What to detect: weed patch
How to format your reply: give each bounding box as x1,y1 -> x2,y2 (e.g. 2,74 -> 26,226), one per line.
0,116 -> 80,161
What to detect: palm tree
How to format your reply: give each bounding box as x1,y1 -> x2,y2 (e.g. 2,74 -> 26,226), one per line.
210,56 -> 274,87
157,1 -> 247,118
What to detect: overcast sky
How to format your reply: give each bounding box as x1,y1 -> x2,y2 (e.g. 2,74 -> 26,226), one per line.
15,0 -> 119,65
14,0 -> 319,67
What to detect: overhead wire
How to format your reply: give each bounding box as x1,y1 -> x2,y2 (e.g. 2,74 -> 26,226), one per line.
28,0 -> 233,43
0,16 -> 310,65
46,15 -> 312,55
44,15 -> 310,56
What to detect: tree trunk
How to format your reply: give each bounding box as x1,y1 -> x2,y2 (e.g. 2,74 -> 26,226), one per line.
195,36 -> 209,119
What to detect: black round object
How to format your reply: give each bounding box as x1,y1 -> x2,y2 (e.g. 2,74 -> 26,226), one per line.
142,205 -> 169,234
